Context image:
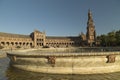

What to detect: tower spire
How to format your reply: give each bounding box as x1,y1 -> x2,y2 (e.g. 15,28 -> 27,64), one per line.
87,9 -> 94,26
88,9 -> 91,16
86,9 -> 96,46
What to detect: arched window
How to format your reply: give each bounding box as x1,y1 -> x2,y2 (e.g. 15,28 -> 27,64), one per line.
6,42 -> 10,46
11,42 -> 14,45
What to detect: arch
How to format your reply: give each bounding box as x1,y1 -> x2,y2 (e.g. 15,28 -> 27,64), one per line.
19,42 -> 22,46
23,42 -> 25,46
6,42 -> 10,46
11,42 -> 14,46
1,42 -> 5,46
15,42 -> 18,46
41,39 -> 43,41
41,43 -> 43,46
37,43 -> 39,46
26,43 -> 29,46
30,43 -> 32,46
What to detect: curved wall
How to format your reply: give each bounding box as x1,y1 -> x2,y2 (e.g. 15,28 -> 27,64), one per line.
7,52 -> 120,74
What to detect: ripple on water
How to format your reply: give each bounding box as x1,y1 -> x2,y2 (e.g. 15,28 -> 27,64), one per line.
6,66 -> 120,80
1,57 -> 120,80
0,57 -> 9,80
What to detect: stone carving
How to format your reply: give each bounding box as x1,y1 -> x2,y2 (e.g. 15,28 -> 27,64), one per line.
106,54 -> 116,63
47,56 -> 56,67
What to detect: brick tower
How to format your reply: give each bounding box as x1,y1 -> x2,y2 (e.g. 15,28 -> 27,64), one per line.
86,9 -> 96,46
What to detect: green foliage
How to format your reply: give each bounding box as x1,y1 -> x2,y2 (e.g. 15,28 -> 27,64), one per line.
115,30 -> 120,45
97,30 -> 120,46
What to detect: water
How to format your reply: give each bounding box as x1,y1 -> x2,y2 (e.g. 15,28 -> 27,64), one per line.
1,57 -> 120,80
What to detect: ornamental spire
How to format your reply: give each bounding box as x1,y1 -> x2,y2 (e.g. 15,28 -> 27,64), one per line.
88,9 -> 92,18
87,9 -> 94,27
86,9 -> 96,46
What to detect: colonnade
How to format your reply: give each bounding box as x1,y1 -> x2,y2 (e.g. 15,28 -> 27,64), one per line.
46,42 -> 81,47
0,41 -> 33,48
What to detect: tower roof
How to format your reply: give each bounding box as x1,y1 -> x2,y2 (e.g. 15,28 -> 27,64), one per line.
87,9 -> 94,27
88,9 -> 93,21
88,9 -> 91,14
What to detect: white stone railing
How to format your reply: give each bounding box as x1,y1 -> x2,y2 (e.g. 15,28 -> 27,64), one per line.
7,51 -> 120,57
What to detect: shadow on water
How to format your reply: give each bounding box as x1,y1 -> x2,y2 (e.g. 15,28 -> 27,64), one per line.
6,66 -> 120,80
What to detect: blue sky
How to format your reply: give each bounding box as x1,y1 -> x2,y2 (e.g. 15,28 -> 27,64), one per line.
0,0 -> 120,36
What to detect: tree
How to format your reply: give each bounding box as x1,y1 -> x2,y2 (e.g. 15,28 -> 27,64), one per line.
97,30 -> 120,47
107,31 -> 116,46
115,30 -> 120,46
98,34 -> 108,46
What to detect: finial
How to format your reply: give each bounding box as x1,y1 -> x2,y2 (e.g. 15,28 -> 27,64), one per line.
88,9 -> 92,14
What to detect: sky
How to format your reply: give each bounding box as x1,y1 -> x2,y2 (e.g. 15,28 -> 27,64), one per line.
0,0 -> 120,36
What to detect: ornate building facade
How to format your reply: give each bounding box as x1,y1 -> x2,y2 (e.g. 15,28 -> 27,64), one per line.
86,10 -> 96,46
0,10 -> 96,49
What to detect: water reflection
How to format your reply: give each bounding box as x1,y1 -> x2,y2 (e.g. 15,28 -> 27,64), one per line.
6,66 -> 120,80
0,57 -> 9,80
1,57 -> 120,80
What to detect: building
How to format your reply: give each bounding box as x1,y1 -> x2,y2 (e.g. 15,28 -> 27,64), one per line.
0,10 -> 96,49
86,10 -> 96,46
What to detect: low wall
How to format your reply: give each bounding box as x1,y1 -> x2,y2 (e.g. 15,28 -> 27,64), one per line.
7,51 -> 120,74
0,51 -> 7,58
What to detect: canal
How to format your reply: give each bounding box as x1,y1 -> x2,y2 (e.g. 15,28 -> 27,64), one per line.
1,57 -> 120,80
